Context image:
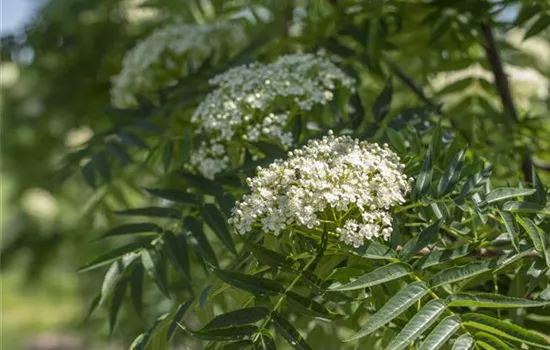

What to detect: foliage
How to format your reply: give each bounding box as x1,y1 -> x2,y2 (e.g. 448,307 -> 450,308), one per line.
2,0 -> 550,349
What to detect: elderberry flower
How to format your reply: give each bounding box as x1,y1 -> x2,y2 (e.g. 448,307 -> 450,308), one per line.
111,22 -> 247,107
229,132 -> 410,247
190,53 -> 355,179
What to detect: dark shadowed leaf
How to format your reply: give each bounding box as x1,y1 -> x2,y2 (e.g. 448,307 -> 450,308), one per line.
144,188 -> 199,205
271,311 -> 312,350
141,248 -> 170,297
436,149 -> 466,197
214,269 -> 284,296
167,300 -> 193,341
202,307 -> 270,330
373,82 -> 393,122
415,145 -> 433,199
99,223 -> 162,240
183,216 -> 218,266
130,263 -> 144,316
400,220 -> 442,259
202,204 -> 236,255
244,239 -> 299,270
78,240 -> 149,272
115,207 -> 181,219
179,324 -> 257,341
109,278 -> 128,335
414,244 -> 475,269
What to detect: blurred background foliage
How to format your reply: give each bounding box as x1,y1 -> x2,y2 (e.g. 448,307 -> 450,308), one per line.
1,0 -> 549,349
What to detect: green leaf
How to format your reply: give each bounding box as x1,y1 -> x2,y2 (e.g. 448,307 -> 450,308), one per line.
257,332 -> 277,350
499,211 -> 519,251
414,244 -> 475,269
181,172 -> 223,196
385,299 -> 448,350
386,128 -> 406,154
486,188 -> 536,204
82,160 -> 96,188
417,315 -> 461,350
106,141 -> 133,165
130,263 -> 144,316
475,332 -> 514,350
329,262 -> 411,291
400,220 -> 442,259
99,223 -> 162,240
202,204 -> 236,255
213,269 -> 284,296
524,14 -> 550,40
452,334 -> 475,350
462,313 -> 550,348
167,300 -> 193,341
415,145 -> 433,198
429,259 -> 498,288
438,77 -> 474,95
100,253 -> 138,306
115,207 -> 181,219
286,291 -> 334,319
460,166 -> 492,198
141,248 -> 170,297
109,278 -> 127,335
532,166 -> 547,205
517,216 -> 544,251
202,307 -> 270,330
78,240 -> 149,272
502,201 -> 545,214
243,239 -> 299,270
447,293 -> 550,308
163,230 -> 191,282
436,149 -> 466,197
340,241 -> 396,260
144,188 -> 199,205
347,282 -> 430,341
92,151 -> 111,183
271,311 -> 312,350
373,81 -> 393,122
162,141 -> 173,173
179,324 -> 257,341
183,217 -> 218,266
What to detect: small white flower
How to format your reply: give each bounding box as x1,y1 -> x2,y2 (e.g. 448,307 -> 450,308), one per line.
229,132 -> 410,247
190,53 -> 355,179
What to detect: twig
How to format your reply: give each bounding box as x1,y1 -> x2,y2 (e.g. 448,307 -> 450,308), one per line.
479,23 -> 534,182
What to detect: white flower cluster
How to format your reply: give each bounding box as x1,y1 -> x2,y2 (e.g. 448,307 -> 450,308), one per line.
111,22 -> 246,107
190,54 -> 355,179
229,132 -> 410,247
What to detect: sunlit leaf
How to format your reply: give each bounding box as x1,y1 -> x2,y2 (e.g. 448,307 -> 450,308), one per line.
417,315 -> 461,350
329,262 -> 411,291
202,307 -> 270,330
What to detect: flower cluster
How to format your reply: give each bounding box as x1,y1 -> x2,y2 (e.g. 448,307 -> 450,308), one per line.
190,53 -> 355,179
111,22 -> 246,108
229,132 -> 410,247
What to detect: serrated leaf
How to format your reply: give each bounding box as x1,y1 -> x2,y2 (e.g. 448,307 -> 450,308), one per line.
78,241 -> 149,272
347,282 -> 430,341
100,253 -> 138,306
244,239 -> 299,270
429,259 -> 497,288
414,244 -> 475,269
115,207 -> 181,219
385,299 -> 448,350
179,324 -> 257,341
452,334 -> 475,350
415,145 -> 433,198
271,311 -> 312,350
202,307 -> 270,330
144,188 -> 199,205
447,293 -> 550,308
330,262 -> 411,291
502,201 -> 545,213
417,315 -> 461,350
202,204 -> 236,255
373,81 -> 393,122
475,332 -> 514,350
130,263 -> 144,316
141,248 -> 170,297
462,313 -> 550,348
286,291 -> 334,320
99,223 -> 162,240
214,269 -> 284,296
183,217 -> 218,266
400,220 -> 442,259
436,149 -> 466,197
486,188 -> 536,204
